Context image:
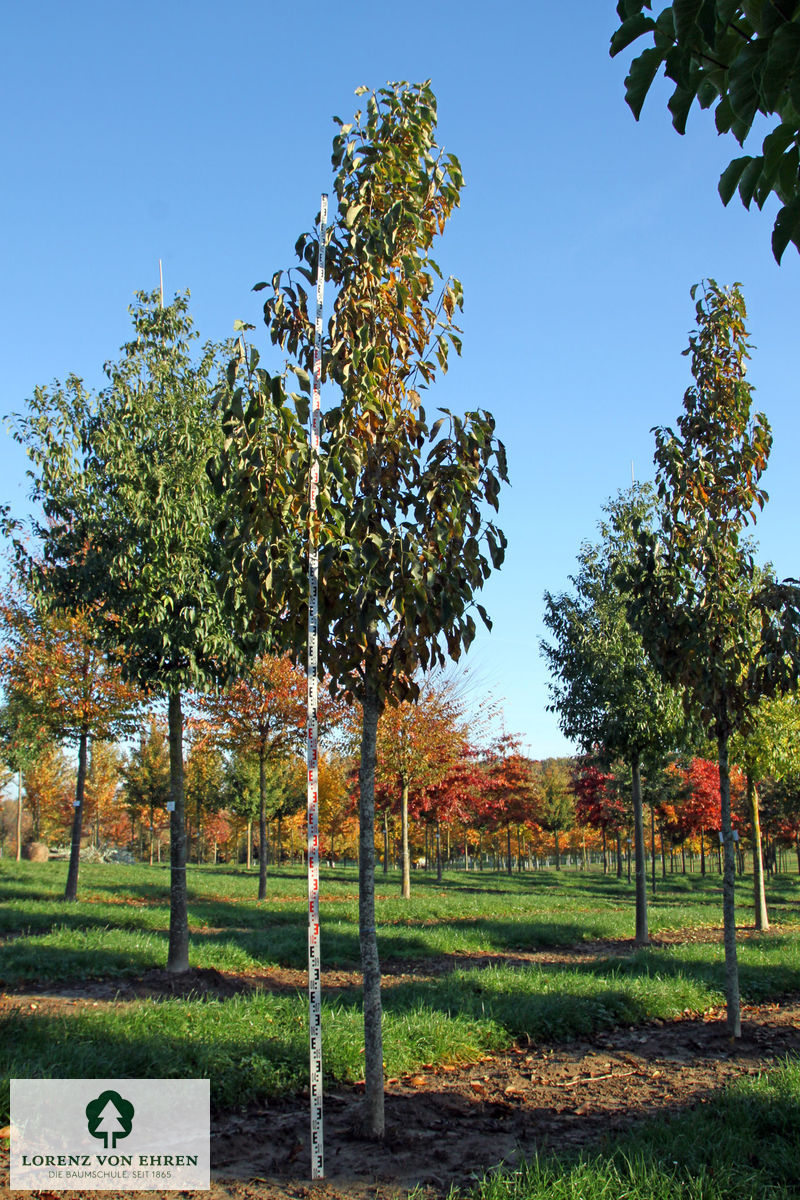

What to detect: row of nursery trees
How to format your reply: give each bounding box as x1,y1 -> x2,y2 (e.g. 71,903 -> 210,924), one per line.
5,670 -> 800,883
2,72 -> 800,1131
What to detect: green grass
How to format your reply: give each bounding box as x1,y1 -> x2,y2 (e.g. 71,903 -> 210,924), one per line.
1,859 -> 799,1131
462,1058 -> 800,1200
0,990 -> 505,1123
2,860 -> 799,981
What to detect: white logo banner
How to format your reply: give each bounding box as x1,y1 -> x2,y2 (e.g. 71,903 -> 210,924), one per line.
10,1078 -> 210,1191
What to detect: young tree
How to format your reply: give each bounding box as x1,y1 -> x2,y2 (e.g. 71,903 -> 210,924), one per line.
197,655 -> 341,897
572,762 -> 625,874
542,486 -> 686,942
12,291 -> 239,962
730,694 -> 800,927
534,759 -> 575,869
121,717 -> 171,863
0,597 -> 140,897
373,673 -> 466,897
611,2 -> 800,260
625,280 -> 800,1035
214,82 -> 507,1137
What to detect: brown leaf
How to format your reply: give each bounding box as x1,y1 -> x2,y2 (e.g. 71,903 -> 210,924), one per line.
0,1126 -> 11,1139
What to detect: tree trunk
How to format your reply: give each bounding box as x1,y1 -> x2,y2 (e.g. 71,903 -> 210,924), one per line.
258,749 -> 267,900
247,819 -> 252,870
167,691 -> 189,973
632,759 -> 649,946
16,770 -> 23,862
64,728 -> 89,902
383,810 -> 389,874
554,829 -> 560,870
358,675 -> 384,1138
507,825 -> 513,876
465,832 -> 469,872
717,728 -> 741,1038
650,804 -> 657,896
616,830 -> 623,878
436,815 -> 442,883
701,828 -> 706,875
746,772 -> 769,931
601,826 -> 607,874
400,778 -> 411,899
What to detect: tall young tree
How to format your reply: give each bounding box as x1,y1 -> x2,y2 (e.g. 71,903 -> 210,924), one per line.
215,82 -> 507,1137
12,291 -> 238,964
542,486 -> 686,943
625,280 -> 800,1036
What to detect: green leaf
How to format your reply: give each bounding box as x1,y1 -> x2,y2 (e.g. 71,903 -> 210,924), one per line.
718,156 -> 753,205
672,0 -> 702,41
625,47 -> 665,120
771,194 -> 800,262
610,11 -> 657,57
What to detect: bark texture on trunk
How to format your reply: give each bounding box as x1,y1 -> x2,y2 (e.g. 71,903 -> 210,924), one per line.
718,729 -> 741,1037
632,758 -> 649,946
359,677 -> 384,1138
436,815 -> 443,882
746,773 -> 769,931
64,729 -> 89,902
167,691 -> 189,973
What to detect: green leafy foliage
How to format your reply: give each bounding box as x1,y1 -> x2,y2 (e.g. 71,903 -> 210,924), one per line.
611,1 -> 800,260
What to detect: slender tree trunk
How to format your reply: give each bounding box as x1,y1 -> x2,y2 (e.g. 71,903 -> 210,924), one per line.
16,770 -> 23,862
383,810 -> 389,874
436,815 -> 443,882
258,749 -> 267,900
632,759 -> 649,946
601,827 -> 607,874
400,778 -> 411,899
554,829 -> 560,870
660,828 -> 667,879
64,728 -> 89,902
717,728 -> 741,1038
465,832 -> 469,872
247,819 -> 252,870
701,828 -> 706,875
506,825 -> 513,876
650,804 -> 657,896
149,799 -> 155,866
358,675 -> 384,1138
616,830 -> 623,878
167,691 -> 189,973
746,773 -> 769,931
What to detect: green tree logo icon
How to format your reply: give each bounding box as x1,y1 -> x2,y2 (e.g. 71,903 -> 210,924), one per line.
86,1090 -> 135,1149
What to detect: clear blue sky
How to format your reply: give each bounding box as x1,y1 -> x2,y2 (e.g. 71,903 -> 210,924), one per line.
2,3 -> 798,756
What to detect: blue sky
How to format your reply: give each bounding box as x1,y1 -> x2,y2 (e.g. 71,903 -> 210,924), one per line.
2,3 -> 798,756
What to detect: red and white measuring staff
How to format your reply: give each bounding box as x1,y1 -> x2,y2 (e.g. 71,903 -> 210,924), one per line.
307,192 -> 327,1181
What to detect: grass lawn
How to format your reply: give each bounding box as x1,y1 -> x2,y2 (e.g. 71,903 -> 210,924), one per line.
1,858 -> 799,1195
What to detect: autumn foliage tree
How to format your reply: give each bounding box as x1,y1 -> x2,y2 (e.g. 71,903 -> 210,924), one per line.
198,655 -> 342,897
0,595 -> 140,899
